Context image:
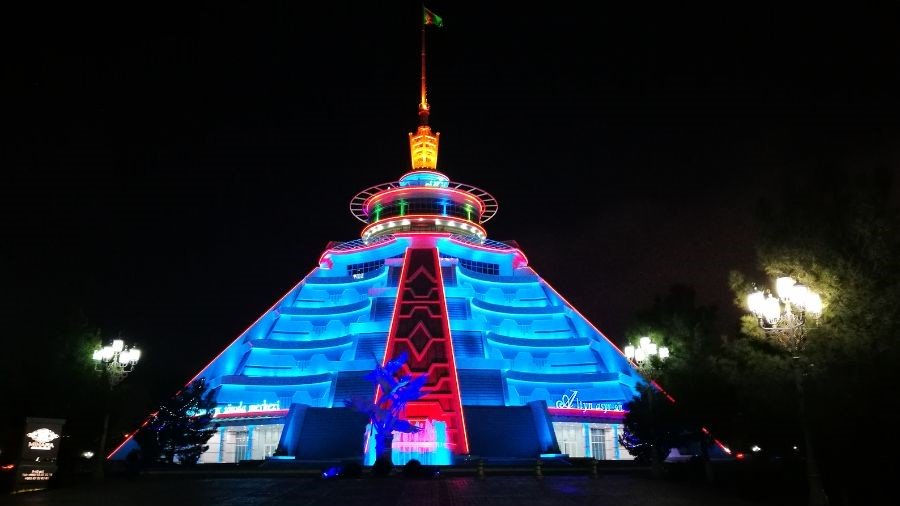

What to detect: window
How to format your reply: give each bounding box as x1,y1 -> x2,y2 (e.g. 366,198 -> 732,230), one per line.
347,260 -> 385,278
590,428 -> 606,460
233,430 -> 249,462
458,258 -> 500,276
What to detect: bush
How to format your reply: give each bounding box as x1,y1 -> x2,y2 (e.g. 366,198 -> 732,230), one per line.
402,459 -> 422,478
341,460 -> 362,478
371,456 -> 393,477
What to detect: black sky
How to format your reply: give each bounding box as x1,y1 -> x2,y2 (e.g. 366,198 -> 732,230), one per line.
3,1 -> 900,399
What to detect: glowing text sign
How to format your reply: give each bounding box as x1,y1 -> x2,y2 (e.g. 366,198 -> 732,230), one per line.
211,400 -> 281,416
25,428 -> 60,451
554,390 -> 624,412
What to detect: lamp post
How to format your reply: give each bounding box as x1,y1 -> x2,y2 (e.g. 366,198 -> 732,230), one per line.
91,339 -> 141,479
624,336 -> 670,477
747,276 -> 828,506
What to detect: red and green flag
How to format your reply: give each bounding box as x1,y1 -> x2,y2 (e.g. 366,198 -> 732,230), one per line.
424,7 -> 443,28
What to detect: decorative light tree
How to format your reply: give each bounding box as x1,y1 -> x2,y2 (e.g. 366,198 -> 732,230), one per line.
623,336 -> 670,477
346,352 -> 427,465
91,338 -> 140,478
747,276 -> 828,506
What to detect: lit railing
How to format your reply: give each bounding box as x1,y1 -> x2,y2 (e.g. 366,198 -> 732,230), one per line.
449,234 -> 513,250
328,235 -> 396,252
350,180 -> 498,224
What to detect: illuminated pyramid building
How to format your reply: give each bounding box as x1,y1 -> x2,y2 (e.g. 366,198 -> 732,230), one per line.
110,22 -> 648,466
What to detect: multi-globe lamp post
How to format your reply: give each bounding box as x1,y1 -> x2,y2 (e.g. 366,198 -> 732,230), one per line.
747,276 -> 828,506
623,336 -> 670,477
91,339 -> 141,479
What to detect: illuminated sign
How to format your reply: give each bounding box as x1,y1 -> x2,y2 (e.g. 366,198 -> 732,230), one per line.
26,428 -> 60,451
211,400 -> 281,416
17,417 -> 64,494
554,390 -> 624,412
20,468 -> 53,482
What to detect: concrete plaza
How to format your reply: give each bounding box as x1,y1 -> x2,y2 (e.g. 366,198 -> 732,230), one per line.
0,473 -> 776,506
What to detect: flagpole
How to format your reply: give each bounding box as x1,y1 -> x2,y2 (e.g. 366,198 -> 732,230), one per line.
419,1 -> 429,125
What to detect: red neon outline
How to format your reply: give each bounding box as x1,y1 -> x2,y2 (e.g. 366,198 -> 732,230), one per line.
211,409 -> 289,419
434,249 -> 470,454
547,407 -> 628,420
714,438 -> 732,454
445,236 -> 529,265
375,248 -> 410,398
378,247 -> 468,454
539,278 -> 678,402
319,237 -> 400,262
364,247 -> 410,457
107,267 -> 319,460
361,214 -> 486,238
363,187 -> 486,216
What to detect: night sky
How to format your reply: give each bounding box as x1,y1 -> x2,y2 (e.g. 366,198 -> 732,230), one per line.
4,2 -> 900,401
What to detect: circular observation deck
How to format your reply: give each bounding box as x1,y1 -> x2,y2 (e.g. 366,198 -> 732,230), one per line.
350,170 -> 498,243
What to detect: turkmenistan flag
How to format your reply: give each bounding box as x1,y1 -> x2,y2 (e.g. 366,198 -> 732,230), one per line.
424,7 -> 443,27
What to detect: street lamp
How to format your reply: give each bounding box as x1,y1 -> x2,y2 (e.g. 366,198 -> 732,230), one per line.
624,336 -> 670,477
747,276 -> 828,506
91,338 -> 141,479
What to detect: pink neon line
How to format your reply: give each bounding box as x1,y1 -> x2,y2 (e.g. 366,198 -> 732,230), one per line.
540,278 -> 678,402
445,236 -> 529,263
107,267 -> 319,460
547,408 -> 627,419
105,409 -> 159,459
212,409 -> 289,419
187,268 -> 318,385
321,237 -> 400,259
362,187 -> 486,215
361,214 -> 486,236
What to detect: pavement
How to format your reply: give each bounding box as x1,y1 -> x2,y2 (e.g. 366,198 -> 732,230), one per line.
0,474 -> 769,506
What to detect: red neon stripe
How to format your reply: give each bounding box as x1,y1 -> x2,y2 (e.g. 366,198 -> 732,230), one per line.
212,409 -> 289,419
380,248 -> 468,453
434,249 -> 470,453
365,248 -> 411,457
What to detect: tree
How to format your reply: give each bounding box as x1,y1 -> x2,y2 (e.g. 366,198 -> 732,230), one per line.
622,285 -> 737,480
732,168 -> 900,502
135,378 -> 218,465
620,385 -> 685,467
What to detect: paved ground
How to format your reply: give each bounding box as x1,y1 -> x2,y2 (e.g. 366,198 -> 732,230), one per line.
1,474 -> 769,506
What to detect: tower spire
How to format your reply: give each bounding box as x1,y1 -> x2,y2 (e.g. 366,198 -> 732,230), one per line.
409,4 -> 440,171
418,4 -> 429,126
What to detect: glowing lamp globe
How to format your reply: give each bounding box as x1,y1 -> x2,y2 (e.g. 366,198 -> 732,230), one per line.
747,290 -> 766,315
775,277 -> 796,300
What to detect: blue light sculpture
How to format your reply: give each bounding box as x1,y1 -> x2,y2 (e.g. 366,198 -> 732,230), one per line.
346,352 -> 427,463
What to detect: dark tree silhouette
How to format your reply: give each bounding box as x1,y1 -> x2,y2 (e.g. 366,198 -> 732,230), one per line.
135,378 -> 218,465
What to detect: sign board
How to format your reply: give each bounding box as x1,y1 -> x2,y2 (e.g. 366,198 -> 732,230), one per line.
554,390 -> 625,412
15,417 -> 65,493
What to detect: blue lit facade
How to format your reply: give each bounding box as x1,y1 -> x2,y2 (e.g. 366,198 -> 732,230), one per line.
110,43 -> 651,465
110,208 -> 649,463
